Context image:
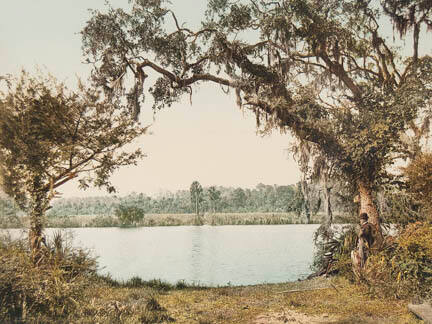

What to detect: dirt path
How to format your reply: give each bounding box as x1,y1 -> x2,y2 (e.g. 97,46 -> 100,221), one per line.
253,310 -> 336,323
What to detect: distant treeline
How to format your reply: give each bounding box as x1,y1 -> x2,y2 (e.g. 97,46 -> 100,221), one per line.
1,182 -> 356,227
46,183 -> 302,217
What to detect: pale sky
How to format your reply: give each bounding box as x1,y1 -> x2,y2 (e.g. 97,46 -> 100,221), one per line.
0,1 -> 301,197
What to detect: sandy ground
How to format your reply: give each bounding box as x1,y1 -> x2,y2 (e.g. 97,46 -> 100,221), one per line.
253,310 -> 336,324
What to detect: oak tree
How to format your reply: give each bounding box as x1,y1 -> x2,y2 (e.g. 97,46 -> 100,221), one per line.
81,0 -> 432,243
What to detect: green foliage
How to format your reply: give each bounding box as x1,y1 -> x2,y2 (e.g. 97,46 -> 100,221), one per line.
81,0 -> 432,201
0,233 -> 176,323
326,222 -> 432,299
379,186 -> 425,226
404,153 -> 432,217
0,71 -> 146,210
0,232 -> 97,322
311,225 -> 358,279
363,222 -> 432,298
44,183 -> 309,218
115,204 -> 145,226
292,182 -> 305,217
0,197 -> 22,228
207,186 -> 221,212
190,181 -> 204,215
0,70 -> 148,256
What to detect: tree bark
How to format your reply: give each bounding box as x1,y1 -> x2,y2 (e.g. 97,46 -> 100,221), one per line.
357,180 -> 381,234
322,177 -> 333,225
300,180 -> 311,224
28,177 -> 48,264
351,180 -> 384,278
359,180 -> 383,248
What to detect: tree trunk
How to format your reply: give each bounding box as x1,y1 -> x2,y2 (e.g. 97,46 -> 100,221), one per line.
357,180 -> 382,238
351,180 -> 384,278
28,177 -> 48,264
322,177 -> 333,225
29,193 -> 47,263
301,179 -> 311,224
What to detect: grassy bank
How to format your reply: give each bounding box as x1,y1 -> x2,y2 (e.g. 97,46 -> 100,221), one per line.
40,212 -> 332,228
10,274 -> 420,323
154,277 -> 420,323
1,211 -> 356,229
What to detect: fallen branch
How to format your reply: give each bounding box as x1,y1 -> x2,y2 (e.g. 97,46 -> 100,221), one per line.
276,286 -> 331,294
408,303 -> 432,324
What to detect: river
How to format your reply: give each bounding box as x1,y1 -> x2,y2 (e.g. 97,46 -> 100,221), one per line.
4,224 -> 320,286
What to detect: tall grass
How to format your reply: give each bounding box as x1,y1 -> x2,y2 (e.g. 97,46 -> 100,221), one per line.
40,212 -> 329,228
0,232 -> 96,321
0,232 -> 174,323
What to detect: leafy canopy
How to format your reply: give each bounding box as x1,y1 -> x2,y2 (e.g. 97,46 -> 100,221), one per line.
81,0 -> 432,189
0,71 -> 147,209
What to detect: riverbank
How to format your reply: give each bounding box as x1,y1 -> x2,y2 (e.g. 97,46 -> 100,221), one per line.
0,232 -> 421,323
82,276 -> 421,323
2,212 -> 351,228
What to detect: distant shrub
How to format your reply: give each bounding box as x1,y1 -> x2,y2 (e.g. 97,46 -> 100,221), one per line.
115,205 -> 145,226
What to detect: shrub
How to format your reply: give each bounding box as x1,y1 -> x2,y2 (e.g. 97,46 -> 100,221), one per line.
379,188 -> 424,226
362,222 -> 432,298
115,205 -> 145,226
403,153 -> 432,218
0,232 -> 97,322
311,224 -> 358,280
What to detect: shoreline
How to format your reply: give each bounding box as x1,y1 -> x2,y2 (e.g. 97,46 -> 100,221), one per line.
99,276 -> 419,323
1,211 -> 353,229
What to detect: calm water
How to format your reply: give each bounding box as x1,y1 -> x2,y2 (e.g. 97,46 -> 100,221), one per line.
5,225 -> 319,286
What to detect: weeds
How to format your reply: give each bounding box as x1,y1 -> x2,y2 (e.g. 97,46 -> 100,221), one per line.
362,222 -> 432,298
0,233 -> 174,323
33,212 -> 330,228
0,232 -> 96,322
97,276 -> 208,291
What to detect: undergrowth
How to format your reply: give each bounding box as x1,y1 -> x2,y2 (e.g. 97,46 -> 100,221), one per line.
363,222 -> 432,298
322,222 -> 432,299
0,232 -> 173,323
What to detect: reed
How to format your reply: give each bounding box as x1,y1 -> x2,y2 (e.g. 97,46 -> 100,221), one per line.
41,212 -> 324,228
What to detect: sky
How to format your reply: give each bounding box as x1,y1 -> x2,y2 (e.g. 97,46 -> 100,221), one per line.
0,1 -> 301,198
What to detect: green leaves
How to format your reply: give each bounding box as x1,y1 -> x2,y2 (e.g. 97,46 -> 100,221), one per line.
0,71 -> 147,210
115,204 -> 145,226
81,0 -> 432,206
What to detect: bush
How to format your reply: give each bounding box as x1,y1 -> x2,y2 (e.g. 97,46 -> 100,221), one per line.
362,222 -> 432,298
379,188 -> 424,226
0,232 -> 177,323
311,224 -> 358,279
0,232 -> 97,322
403,153 -> 432,218
115,205 -> 145,226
